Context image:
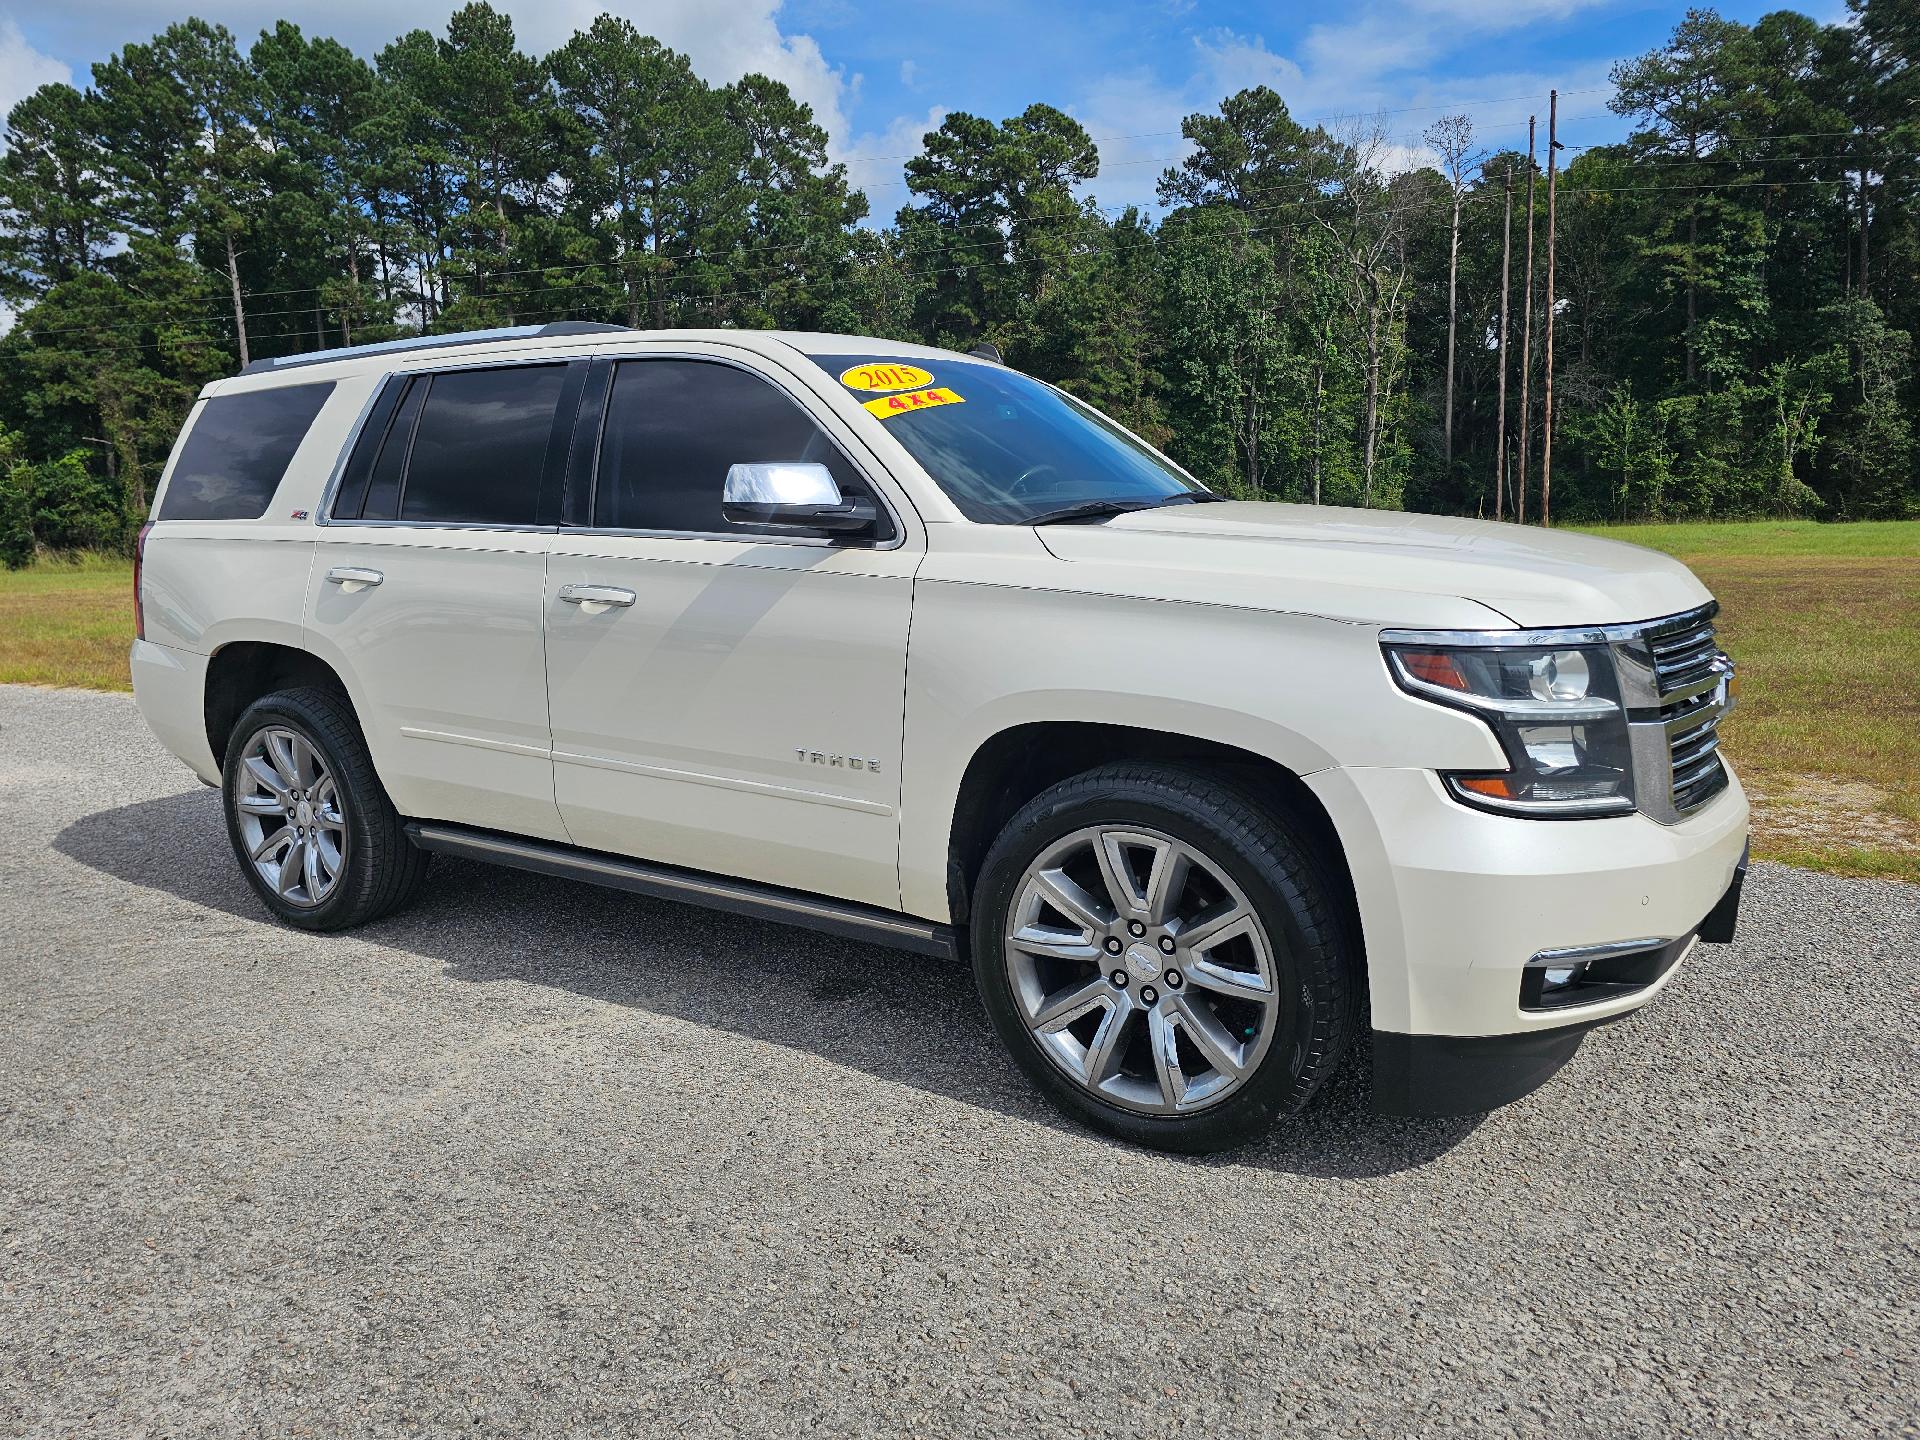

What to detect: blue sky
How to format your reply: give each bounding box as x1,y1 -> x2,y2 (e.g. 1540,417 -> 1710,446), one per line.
2,0 -> 1852,220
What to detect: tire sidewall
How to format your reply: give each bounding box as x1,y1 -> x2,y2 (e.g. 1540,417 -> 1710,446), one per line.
971,774 -> 1338,1154
222,694 -> 376,931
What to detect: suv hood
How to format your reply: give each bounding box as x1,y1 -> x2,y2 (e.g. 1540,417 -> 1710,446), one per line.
1034,501 -> 1711,629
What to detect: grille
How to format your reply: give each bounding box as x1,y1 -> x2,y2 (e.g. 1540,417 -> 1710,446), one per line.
1646,610 -> 1730,814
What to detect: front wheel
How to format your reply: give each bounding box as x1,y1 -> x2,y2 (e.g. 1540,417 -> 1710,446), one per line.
970,764 -> 1356,1153
221,686 -> 429,931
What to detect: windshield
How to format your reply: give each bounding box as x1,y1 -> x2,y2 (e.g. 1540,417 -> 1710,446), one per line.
809,353 -> 1210,524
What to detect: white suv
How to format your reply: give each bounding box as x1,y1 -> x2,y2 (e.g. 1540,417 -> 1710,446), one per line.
131,323 -> 1749,1152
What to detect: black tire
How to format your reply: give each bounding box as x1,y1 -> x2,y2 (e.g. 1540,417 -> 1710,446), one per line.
970,763 -> 1357,1153
221,686 -> 430,931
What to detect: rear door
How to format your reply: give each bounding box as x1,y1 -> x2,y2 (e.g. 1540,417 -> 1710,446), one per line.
305,360 -> 586,842
542,349 -> 921,909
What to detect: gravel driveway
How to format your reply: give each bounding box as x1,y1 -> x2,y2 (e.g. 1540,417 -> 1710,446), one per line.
1,684 -> 1914,1439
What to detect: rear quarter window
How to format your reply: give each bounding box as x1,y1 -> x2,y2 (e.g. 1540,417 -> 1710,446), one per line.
157,382 -> 335,521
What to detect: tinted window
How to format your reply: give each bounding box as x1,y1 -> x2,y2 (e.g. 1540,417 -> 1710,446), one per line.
158,382 -> 334,521
595,360 -> 888,538
349,377 -> 426,521
398,365 -> 566,526
807,353 -> 1207,524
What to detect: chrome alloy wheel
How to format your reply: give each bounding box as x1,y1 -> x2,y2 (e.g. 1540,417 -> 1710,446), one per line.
234,726 -> 346,908
1003,824 -> 1280,1116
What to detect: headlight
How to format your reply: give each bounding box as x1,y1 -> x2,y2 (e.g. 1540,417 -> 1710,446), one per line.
1383,637 -> 1636,818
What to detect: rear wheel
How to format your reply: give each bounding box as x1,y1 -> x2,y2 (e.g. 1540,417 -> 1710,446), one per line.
971,763 -> 1355,1153
221,686 -> 429,931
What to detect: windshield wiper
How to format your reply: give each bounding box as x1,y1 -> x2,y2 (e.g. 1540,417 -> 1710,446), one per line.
1024,491 -> 1224,526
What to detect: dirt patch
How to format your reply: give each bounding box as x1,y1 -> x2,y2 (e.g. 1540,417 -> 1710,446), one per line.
1744,774 -> 1920,855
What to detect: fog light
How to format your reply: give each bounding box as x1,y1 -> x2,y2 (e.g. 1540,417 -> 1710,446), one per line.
1542,965 -> 1580,990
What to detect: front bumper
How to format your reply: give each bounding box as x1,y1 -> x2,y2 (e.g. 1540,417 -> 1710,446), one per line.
1305,763 -> 1750,1115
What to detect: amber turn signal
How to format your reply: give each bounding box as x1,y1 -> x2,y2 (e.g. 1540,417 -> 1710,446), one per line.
1399,650 -> 1470,691
1455,776 -> 1517,800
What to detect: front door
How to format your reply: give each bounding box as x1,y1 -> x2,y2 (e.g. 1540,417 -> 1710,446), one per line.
543,353 -> 920,910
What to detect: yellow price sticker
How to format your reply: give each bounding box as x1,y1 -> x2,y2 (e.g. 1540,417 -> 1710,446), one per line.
839,362 -> 936,393
861,386 -> 965,420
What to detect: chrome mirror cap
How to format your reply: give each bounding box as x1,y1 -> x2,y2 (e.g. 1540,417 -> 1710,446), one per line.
722,462 -> 875,534
723,462 -> 842,508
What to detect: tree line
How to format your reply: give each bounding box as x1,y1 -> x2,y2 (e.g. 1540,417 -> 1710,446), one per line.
0,1 -> 1914,563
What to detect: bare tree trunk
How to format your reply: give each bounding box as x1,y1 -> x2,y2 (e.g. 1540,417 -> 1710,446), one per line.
1858,167 -> 1870,298
374,199 -> 392,308
224,229 -> 249,368
1363,280 -> 1382,506
650,181 -> 669,329
1516,117 -> 1537,524
1541,89 -> 1560,529
1246,391 -> 1261,494
1685,203 -> 1697,384
1494,164 -> 1513,521
1310,359 -> 1325,505
1444,189 -> 1461,466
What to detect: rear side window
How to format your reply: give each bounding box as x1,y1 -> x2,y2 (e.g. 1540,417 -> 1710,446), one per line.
594,359 -> 890,538
403,366 -> 566,525
333,364 -> 567,526
158,382 -> 334,520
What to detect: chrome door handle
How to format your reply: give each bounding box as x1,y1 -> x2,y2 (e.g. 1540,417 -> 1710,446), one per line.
325,566 -> 383,589
558,583 -> 636,608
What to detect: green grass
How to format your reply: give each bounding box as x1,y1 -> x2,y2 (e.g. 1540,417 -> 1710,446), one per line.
0,552 -> 135,690
1580,517 -> 1920,558
5,524 -> 1916,881
1576,518 -> 1920,883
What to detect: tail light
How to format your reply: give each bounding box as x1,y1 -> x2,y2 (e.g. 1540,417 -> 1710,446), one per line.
133,522 -> 153,641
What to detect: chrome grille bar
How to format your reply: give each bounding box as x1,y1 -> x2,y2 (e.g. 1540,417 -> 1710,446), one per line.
1633,605 -> 1731,819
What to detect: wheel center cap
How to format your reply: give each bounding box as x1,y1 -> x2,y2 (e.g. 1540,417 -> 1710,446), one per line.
296,800 -> 314,828
1123,942 -> 1162,984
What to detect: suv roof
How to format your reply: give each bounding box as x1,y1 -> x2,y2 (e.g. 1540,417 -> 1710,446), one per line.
220,325 -> 990,396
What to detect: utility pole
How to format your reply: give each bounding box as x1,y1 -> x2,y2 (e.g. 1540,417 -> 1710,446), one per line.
1494,163 -> 1513,521
1516,116 -> 1537,525
1541,89 -> 1561,529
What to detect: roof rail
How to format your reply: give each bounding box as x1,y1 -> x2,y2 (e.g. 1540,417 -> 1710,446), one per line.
239,321 -> 632,376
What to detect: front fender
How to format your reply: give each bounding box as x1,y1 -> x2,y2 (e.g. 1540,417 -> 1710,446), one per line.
896,578 -> 1501,920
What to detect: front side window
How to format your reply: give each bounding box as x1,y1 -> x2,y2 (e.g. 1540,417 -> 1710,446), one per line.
159,382 -> 335,521
808,353 -> 1209,524
593,359 -> 890,539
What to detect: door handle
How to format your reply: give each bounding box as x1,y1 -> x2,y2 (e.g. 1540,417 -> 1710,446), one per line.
558,583 -> 637,608
325,566 -> 383,590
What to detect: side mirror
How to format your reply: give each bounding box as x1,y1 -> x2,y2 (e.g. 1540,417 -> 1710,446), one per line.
722,462 -> 876,534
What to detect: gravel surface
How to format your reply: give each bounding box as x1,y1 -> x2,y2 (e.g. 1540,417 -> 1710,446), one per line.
2,684 -> 1915,1439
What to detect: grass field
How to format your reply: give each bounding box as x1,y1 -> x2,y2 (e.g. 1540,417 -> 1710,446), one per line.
3,520 -> 1916,880
0,553 -> 135,691
1578,519 -> 1920,882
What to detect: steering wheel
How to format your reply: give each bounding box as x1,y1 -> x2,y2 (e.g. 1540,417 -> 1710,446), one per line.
1007,463 -> 1062,498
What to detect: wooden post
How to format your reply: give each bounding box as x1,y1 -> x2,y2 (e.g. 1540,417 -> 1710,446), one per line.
1516,117 -> 1537,525
1541,90 -> 1560,529
1495,163 -> 1513,521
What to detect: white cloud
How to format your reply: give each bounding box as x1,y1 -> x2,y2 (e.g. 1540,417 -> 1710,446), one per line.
840,104 -> 948,221
0,18 -> 72,132
1065,0 -> 1625,211
899,58 -> 916,87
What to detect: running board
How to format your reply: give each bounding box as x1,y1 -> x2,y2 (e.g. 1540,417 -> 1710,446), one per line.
405,821 -> 959,960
